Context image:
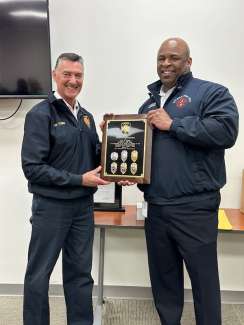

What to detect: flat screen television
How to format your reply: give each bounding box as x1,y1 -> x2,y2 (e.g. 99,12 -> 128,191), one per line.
0,0 -> 51,98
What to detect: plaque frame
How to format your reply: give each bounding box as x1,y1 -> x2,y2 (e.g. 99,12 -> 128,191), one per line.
101,114 -> 152,184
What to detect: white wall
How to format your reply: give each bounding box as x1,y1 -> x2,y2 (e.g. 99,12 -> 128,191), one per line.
0,0 -> 244,291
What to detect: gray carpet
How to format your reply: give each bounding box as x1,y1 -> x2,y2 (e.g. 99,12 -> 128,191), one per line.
0,296 -> 244,324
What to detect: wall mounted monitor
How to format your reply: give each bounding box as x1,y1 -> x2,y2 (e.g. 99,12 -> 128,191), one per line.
0,0 -> 51,98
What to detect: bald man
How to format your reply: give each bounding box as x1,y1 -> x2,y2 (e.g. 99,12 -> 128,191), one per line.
138,38 -> 239,325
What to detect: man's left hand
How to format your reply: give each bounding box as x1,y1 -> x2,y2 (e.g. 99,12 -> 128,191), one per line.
147,108 -> 173,131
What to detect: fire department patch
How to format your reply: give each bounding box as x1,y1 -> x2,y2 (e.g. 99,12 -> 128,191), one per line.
173,95 -> 191,108
83,115 -> 91,128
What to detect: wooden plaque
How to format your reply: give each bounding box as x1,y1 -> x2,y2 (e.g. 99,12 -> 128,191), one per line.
101,114 -> 152,184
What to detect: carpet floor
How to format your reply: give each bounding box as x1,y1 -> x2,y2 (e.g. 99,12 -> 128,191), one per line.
0,296 -> 244,324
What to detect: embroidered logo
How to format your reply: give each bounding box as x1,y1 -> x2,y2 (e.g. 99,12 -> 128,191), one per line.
173,95 -> 191,108
83,115 -> 91,128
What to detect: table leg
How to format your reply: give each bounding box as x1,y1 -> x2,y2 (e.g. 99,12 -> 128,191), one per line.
94,227 -> 105,325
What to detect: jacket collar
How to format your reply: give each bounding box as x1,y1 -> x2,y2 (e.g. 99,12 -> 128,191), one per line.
48,92 -> 90,117
147,71 -> 193,95
48,92 -> 66,111
48,92 -> 86,115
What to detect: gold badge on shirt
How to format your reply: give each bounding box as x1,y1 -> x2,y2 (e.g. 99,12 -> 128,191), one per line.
83,115 -> 91,128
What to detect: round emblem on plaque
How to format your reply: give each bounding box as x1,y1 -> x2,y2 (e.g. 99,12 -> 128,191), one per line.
120,162 -> 127,174
110,151 -> 118,161
131,150 -> 138,162
121,150 -> 128,162
130,163 -> 137,175
111,162 -> 117,174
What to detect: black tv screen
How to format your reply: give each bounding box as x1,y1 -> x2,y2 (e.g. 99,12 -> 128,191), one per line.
0,0 -> 51,98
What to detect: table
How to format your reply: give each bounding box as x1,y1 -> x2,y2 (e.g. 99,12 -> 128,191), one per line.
93,206 -> 244,324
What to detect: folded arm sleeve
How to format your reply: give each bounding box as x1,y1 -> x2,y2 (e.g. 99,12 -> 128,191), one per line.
169,86 -> 239,149
21,110 -> 82,186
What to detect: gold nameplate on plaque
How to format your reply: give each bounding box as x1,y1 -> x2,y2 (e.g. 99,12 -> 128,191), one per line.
101,114 -> 152,184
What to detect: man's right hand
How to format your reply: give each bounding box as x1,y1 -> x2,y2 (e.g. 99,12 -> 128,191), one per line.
82,166 -> 110,187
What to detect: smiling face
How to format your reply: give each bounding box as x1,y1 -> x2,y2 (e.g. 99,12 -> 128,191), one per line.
52,59 -> 84,107
157,38 -> 192,92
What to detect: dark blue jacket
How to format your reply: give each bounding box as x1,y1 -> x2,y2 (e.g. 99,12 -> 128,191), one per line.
21,94 -> 100,199
138,72 -> 239,204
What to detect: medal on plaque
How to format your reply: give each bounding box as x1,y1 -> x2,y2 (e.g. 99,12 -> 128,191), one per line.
131,150 -> 138,162
121,150 -> 128,162
120,162 -> 127,174
130,162 -> 137,175
111,162 -> 117,174
101,114 -> 152,184
111,152 -> 118,161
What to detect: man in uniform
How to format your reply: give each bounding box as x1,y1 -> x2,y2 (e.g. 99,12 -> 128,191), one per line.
138,38 -> 239,325
22,53 -> 109,325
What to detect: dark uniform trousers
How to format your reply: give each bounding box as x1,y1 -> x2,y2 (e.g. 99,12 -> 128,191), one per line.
145,192 -> 221,325
23,194 -> 94,325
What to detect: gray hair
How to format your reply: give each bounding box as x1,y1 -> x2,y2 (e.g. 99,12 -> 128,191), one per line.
54,53 -> 84,69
